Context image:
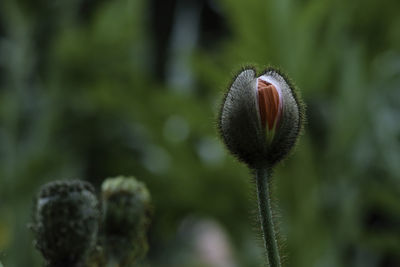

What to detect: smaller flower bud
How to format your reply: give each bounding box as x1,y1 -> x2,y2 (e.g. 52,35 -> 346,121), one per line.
218,67 -> 304,168
32,180 -> 100,267
101,176 -> 152,266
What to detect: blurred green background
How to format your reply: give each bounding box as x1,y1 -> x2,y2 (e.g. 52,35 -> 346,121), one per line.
0,0 -> 400,266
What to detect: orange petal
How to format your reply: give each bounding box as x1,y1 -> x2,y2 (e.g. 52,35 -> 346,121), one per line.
257,79 -> 281,130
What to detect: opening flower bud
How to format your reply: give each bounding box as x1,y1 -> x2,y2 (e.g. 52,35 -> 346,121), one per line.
257,77 -> 283,144
218,67 -> 304,168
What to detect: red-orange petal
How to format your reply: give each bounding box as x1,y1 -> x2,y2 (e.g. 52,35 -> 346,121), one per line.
257,79 -> 281,130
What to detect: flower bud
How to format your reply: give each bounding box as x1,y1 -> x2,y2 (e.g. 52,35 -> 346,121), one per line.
218,67 -> 304,168
101,176 -> 152,266
32,180 -> 100,267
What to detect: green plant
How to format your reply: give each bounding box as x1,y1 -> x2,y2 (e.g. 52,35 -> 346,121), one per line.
218,67 -> 305,267
32,177 -> 152,267
101,176 -> 152,266
32,180 -> 100,267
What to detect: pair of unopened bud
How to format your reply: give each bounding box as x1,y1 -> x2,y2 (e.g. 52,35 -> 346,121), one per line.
32,176 -> 151,267
219,67 -> 304,168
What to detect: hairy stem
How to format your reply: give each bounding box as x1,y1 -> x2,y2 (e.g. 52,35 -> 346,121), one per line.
255,167 -> 281,267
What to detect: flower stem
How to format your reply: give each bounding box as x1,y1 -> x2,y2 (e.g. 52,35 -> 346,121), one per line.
255,167 -> 281,267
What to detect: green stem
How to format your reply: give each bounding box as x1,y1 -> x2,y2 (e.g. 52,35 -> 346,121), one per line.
255,167 -> 281,267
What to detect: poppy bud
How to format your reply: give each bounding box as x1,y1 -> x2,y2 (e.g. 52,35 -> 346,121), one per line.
218,67 -> 304,168
32,180 -> 100,267
101,176 -> 152,266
